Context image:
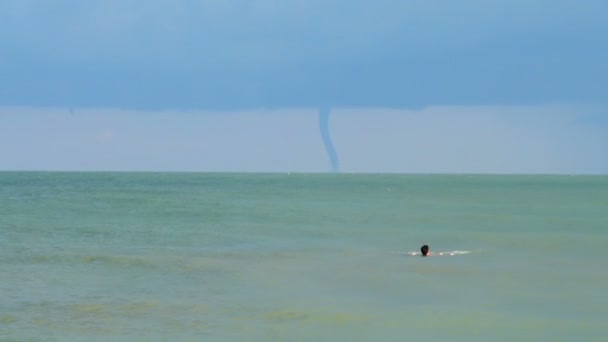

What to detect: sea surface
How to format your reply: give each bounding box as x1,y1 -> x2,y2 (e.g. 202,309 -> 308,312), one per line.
1,172 -> 607,341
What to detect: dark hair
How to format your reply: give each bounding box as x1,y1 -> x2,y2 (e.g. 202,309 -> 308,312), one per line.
421,245 -> 429,256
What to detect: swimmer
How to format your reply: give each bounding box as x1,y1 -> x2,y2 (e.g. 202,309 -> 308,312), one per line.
420,244 -> 430,257
420,244 -> 447,256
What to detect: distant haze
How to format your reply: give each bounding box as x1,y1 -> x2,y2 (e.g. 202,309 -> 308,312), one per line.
1,106 -> 606,174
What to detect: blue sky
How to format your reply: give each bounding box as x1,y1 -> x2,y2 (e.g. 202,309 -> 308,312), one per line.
1,0 -> 607,173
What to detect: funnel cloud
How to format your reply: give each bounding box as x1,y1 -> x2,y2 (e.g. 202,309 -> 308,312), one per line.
319,107 -> 340,173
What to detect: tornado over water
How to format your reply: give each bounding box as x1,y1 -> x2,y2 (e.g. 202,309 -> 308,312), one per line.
318,107 -> 340,173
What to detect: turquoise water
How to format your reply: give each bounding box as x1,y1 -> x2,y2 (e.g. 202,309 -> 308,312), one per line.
1,172 -> 607,341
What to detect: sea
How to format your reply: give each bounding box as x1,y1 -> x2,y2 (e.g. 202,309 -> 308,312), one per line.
1,172 -> 607,341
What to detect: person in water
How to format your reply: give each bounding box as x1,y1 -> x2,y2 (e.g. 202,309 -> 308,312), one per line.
420,244 -> 430,256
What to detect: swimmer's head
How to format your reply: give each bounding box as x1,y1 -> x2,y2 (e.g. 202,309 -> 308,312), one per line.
421,245 -> 429,256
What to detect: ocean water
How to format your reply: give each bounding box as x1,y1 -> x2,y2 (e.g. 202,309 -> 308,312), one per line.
1,172 -> 607,341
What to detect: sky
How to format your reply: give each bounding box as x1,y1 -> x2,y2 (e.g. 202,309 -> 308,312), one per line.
1,0 -> 607,173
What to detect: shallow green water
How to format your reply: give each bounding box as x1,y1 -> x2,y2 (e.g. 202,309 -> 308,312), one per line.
1,172 -> 607,341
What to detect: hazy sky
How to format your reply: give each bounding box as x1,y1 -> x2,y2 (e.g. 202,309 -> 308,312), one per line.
1,0 -> 607,173
1,106 -> 607,174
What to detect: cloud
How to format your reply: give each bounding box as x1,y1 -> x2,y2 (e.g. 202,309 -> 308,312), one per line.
3,0 -> 606,67
95,129 -> 116,143
1,0 -> 606,109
